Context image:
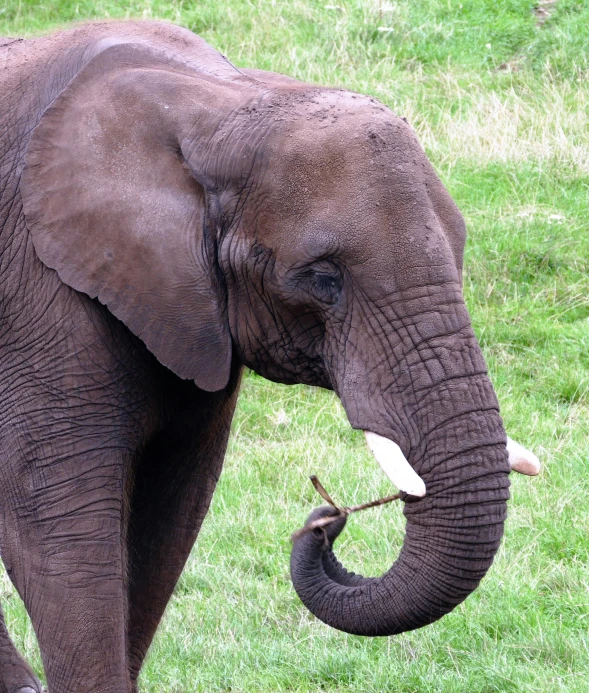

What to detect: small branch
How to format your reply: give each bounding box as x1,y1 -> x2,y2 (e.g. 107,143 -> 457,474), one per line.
290,476 -> 401,542
309,475 -> 339,508
290,513 -> 345,542
346,493 -> 401,514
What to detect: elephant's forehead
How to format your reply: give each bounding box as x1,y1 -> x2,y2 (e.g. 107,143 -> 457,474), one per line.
266,105 -> 426,192
256,115 -> 455,277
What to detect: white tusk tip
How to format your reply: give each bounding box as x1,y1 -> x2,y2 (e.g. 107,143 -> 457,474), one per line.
364,431 -> 426,497
506,437 -> 541,476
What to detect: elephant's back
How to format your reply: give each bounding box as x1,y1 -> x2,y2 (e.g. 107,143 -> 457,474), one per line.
0,37 -> 22,47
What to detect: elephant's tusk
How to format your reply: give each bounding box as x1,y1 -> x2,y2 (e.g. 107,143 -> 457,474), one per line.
364,431 -> 426,497
507,437 -> 541,476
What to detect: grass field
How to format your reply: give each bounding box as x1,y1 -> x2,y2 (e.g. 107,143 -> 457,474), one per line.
1,1 -> 588,691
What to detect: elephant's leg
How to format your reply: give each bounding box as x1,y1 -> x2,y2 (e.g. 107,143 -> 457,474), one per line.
0,604 -> 43,693
125,369 -> 241,687
0,437 -> 138,693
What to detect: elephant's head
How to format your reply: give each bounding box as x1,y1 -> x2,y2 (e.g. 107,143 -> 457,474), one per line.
21,39 -> 538,636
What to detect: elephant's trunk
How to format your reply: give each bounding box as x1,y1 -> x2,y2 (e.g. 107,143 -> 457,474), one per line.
290,374 -> 511,636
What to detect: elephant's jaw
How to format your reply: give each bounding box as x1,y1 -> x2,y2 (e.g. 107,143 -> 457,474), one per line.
364,431 -> 540,495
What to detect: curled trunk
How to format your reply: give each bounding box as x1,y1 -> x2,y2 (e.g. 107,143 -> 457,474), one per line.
290,395 -> 510,636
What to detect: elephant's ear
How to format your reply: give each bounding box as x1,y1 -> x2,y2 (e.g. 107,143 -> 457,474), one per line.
21,43 -> 233,392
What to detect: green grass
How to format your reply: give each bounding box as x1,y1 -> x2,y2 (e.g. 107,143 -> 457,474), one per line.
1,1 -> 588,691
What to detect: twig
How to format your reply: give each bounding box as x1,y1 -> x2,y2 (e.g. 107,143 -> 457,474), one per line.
309,475 -> 339,508
345,493 -> 401,514
290,476 -> 401,542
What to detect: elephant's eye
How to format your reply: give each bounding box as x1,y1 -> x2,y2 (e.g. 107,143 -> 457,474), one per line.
306,264 -> 343,305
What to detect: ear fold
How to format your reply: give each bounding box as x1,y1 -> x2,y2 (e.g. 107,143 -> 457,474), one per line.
21,43 -> 232,392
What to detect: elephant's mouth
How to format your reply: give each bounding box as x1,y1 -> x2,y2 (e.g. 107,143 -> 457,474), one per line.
364,429 -> 540,497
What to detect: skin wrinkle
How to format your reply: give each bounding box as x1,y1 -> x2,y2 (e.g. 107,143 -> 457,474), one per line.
227,235 -> 331,384
419,403 -> 500,444
330,286 -> 467,449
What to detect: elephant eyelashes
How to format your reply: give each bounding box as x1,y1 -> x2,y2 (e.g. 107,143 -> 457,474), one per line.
288,258 -> 343,306
306,268 -> 343,305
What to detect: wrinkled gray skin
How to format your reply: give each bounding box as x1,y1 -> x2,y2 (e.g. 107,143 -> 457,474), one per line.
0,22 -> 510,693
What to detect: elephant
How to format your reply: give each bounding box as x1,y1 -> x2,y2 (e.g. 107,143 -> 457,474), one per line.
0,20 -> 540,693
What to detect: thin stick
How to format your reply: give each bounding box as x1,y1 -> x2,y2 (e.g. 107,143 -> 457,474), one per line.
346,493 -> 401,514
290,476 -> 401,542
309,475 -> 339,508
290,514 -> 345,542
